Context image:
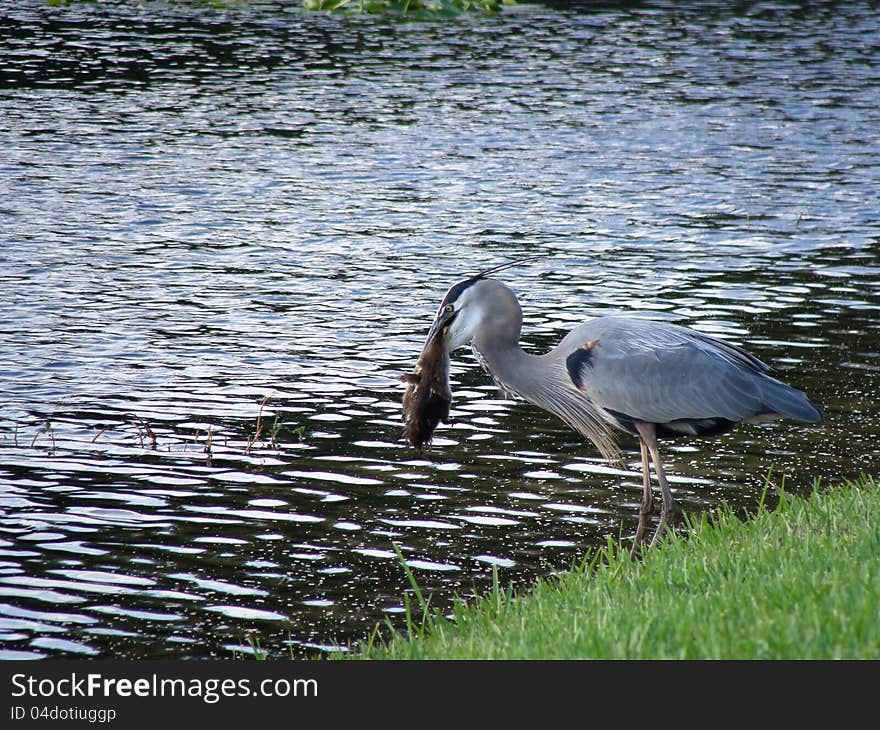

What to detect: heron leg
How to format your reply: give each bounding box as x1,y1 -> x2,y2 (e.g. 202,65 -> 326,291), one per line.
634,422 -> 676,547
632,437 -> 653,548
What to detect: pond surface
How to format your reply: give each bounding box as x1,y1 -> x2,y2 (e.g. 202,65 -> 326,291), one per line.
1,0 -> 879,659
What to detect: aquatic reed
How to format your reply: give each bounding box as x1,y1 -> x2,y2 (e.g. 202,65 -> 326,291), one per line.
303,0 -> 508,16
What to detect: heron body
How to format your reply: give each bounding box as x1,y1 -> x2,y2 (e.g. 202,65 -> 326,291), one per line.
404,264 -> 823,549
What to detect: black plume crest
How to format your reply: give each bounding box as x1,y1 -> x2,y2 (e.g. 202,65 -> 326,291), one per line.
472,256 -> 543,280
440,256 -> 543,307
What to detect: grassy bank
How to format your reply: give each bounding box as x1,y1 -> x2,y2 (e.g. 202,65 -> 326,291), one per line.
351,476 -> 879,659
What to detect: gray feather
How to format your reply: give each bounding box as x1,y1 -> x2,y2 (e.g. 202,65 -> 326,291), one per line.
559,316 -> 822,426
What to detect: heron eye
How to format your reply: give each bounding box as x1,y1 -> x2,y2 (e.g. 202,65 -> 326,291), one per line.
444,304 -> 454,313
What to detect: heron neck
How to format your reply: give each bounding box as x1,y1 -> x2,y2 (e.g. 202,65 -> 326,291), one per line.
471,322 -> 621,463
471,332 -> 545,403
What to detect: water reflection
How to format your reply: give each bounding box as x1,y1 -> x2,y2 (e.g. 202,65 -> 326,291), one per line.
0,1 -> 878,658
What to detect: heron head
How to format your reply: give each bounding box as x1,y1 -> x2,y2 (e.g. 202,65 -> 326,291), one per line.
424,271 -> 525,352
424,276 -> 483,351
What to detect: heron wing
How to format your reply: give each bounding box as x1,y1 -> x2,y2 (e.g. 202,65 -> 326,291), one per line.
561,317 -> 802,426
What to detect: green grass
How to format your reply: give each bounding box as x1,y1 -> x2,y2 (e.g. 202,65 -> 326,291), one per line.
350,476 -> 880,659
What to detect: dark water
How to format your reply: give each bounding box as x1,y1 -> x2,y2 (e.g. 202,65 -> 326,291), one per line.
1,0 -> 878,659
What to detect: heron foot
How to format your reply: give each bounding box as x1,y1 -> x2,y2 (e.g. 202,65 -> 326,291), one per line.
633,511 -> 650,547
630,500 -> 657,557
648,501 -> 678,547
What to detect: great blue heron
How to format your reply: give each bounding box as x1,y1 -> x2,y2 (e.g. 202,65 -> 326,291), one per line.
401,259 -> 823,549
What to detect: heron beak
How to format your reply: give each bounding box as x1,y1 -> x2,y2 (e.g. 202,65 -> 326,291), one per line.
424,310 -> 456,349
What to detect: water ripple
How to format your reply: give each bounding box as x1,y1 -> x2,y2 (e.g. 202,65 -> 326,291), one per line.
0,0 -> 877,658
